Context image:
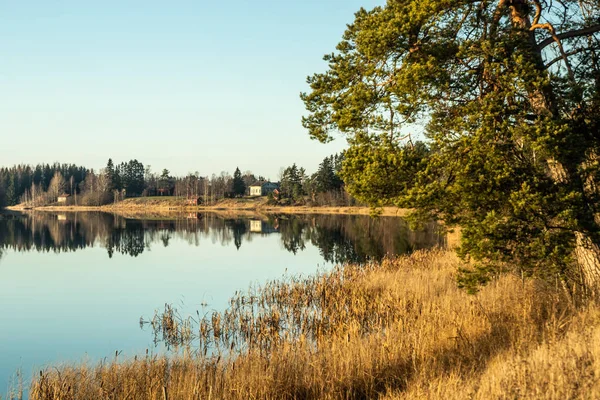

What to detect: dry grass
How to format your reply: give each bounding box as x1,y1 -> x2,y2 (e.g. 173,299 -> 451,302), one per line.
8,196 -> 409,217
29,250 -> 600,399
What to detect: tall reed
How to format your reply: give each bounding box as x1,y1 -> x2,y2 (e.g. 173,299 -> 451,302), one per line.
30,250 -> 600,399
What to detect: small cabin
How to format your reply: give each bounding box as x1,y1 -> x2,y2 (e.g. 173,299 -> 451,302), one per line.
249,182 -> 279,197
57,194 -> 71,204
186,197 -> 201,206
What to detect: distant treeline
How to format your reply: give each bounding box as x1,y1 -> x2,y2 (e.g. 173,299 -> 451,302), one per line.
0,153 -> 358,208
0,163 -> 88,208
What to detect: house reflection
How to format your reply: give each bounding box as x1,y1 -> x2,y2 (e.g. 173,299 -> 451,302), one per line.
249,220 -> 279,234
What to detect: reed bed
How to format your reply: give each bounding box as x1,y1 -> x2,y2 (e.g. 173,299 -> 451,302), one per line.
29,249 -> 600,399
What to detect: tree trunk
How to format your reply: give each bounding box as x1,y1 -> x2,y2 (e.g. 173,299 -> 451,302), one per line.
575,232 -> 600,293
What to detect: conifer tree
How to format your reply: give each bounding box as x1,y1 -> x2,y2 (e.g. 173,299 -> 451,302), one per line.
232,167 -> 246,197
302,0 -> 600,292
281,164 -> 305,200
106,158 -> 116,191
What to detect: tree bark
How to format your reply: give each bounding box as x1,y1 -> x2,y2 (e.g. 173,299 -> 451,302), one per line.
575,232 -> 600,294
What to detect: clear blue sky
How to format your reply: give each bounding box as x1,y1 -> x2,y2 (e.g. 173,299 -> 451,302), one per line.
0,0 -> 384,178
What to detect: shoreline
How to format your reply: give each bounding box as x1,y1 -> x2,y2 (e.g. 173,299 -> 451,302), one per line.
5,203 -> 410,217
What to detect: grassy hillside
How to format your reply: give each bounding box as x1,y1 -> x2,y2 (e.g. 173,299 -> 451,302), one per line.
27,250 -> 600,399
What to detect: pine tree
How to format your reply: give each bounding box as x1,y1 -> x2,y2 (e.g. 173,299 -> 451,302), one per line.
302,0 -> 600,292
232,167 -> 246,197
159,169 -> 172,195
106,159 -> 115,191
281,164 -> 305,200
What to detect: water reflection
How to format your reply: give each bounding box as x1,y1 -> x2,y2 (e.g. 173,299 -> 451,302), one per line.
0,212 -> 445,264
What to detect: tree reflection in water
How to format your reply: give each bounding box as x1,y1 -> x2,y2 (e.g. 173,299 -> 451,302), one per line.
0,212 -> 445,263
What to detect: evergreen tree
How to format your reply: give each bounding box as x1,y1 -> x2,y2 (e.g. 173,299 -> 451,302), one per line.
232,167 -> 246,197
302,0 -> 600,292
120,160 -> 145,197
281,164 -> 305,200
106,158 -> 116,191
158,169 -> 172,195
5,175 -> 16,205
41,164 -> 51,191
313,156 -> 337,193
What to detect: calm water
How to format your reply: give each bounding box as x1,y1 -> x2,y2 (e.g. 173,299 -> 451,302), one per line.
0,211 -> 444,396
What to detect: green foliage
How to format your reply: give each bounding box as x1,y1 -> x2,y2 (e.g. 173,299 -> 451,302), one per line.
280,164 -> 306,201
5,175 -> 16,206
456,264 -> 496,295
158,168 -> 174,195
117,160 -> 145,197
266,191 -> 278,205
341,137 -> 430,208
105,159 -> 116,191
232,167 -> 246,197
302,0 -> 600,288
303,153 -> 356,207
310,153 -> 344,194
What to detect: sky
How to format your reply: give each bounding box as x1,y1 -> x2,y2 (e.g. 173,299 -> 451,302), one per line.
0,0 -> 385,179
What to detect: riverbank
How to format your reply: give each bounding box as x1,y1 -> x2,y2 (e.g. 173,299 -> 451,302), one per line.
28,249 -> 600,399
6,197 -> 409,217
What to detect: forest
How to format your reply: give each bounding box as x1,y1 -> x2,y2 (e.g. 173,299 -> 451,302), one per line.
0,153 -> 354,208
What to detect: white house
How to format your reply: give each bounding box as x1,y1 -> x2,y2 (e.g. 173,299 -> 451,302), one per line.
249,182 -> 279,197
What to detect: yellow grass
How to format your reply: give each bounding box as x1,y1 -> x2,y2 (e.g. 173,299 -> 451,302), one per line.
7,197 -> 409,217
28,250 -> 600,399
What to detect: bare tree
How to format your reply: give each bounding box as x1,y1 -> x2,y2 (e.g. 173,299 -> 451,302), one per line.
48,171 -> 66,203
